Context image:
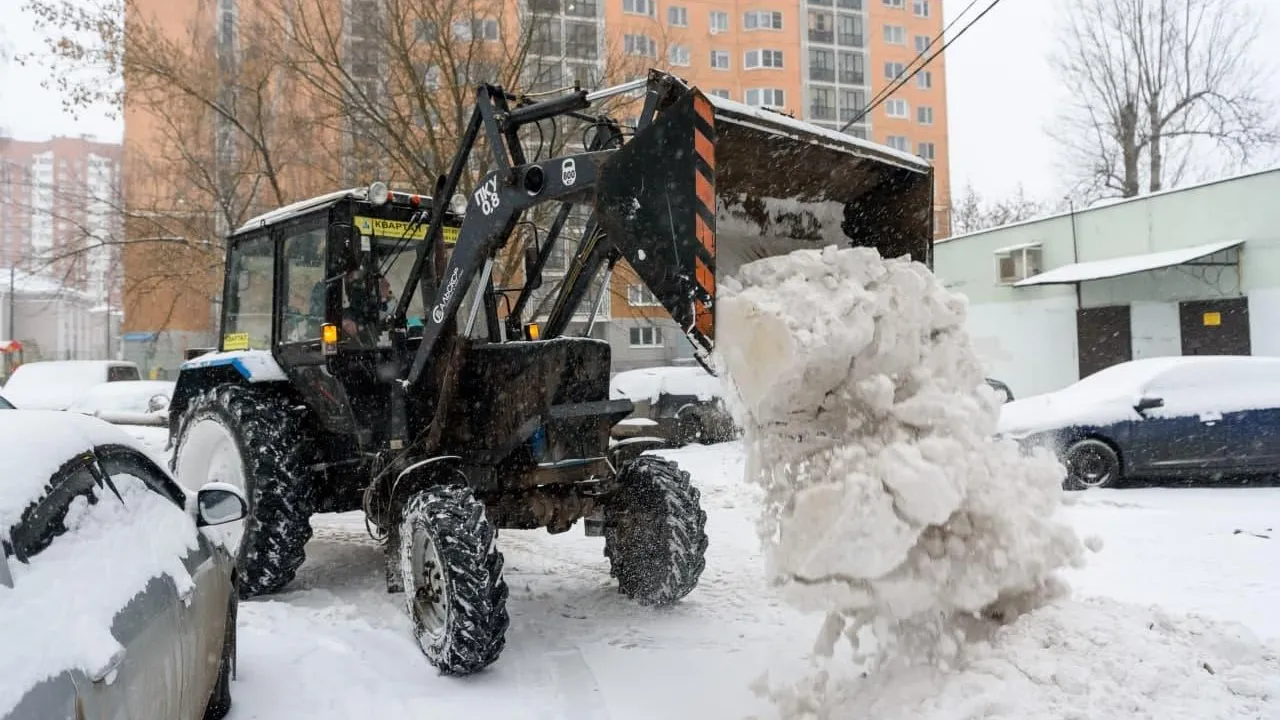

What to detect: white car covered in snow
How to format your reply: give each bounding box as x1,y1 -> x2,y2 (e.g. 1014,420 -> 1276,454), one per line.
0,360 -> 141,411
610,365 -> 737,446
67,379 -> 176,427
998,355 -> 1280,489
0,411 -> 248,720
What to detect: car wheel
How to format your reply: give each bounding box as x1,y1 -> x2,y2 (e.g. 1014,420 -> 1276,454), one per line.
1064,438 -> 1122,490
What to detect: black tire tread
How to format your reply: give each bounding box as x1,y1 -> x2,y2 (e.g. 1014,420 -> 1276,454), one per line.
604,455 -> 709,606
398,485 -> 510,676
173,384 -> 315,598
1065,437 -> 1122,491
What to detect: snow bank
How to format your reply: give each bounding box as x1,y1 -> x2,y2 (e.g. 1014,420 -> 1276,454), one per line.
768,596 -> 1280,719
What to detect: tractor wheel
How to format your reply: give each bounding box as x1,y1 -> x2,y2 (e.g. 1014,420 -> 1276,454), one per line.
604,455 -> 708,606
172,385 -> 316,598
398,485 -> 510,676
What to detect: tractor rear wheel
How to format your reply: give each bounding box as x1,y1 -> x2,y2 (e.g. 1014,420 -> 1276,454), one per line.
172,384 -> 316,598
398,485 -> 510,676
604,455 -> 709,606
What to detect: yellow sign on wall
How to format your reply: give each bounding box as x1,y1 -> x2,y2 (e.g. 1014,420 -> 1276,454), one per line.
1203,311 -> 1222,327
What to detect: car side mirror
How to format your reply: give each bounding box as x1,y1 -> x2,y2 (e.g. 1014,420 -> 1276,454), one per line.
1135,396 -> 1164,413
196,483 -> 248,527
524,245 -> 542,291
147,394 -> 170,413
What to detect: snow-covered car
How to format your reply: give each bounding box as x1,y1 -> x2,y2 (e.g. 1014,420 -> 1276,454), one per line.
0,411 -> 247,720
610,365 -> 737,446
66,380 -> 176,427
0,360 -> 141,411
998,355 -> 1280,490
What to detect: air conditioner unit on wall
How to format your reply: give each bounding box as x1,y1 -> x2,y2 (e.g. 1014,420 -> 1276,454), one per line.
994,243 -> 1043,285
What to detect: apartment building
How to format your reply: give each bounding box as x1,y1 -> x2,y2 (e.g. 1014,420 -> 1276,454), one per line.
122,0 -> 949,374
0,135 -> 123,306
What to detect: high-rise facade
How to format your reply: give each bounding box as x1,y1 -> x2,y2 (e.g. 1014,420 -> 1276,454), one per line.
0,135 -> 123,306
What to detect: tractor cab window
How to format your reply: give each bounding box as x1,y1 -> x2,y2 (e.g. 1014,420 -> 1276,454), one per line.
280,222 -> 328,343
374,239 -> 422,330
224,234 -> 275,350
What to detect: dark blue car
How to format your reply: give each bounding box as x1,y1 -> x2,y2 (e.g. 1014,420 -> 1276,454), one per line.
997,356 -> 1280,490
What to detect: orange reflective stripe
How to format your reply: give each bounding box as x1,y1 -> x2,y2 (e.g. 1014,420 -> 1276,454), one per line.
695,300 -> 714,338
694,130 -> 715,171
695,213 -> 715,257
693,94 -> 714,128
695,171 -> 715,216
696,256 -> 715,298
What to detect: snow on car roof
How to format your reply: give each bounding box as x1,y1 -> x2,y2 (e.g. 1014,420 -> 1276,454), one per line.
610,365 -> 724,404
1,361 -> 137,411
0,411 -> 163,536
67,380 -> 176,414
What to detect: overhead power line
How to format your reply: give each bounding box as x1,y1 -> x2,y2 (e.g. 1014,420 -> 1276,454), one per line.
838,0 -> 1009,134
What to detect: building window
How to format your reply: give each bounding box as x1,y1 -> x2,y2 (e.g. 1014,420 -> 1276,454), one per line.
628,285 -> 661,306
916,106 -> 933,124
836,14 -> 863,46
668,44 -> 691,66
995,244 -> 1043,284
623,0 -> 655,16
564,22 -> 599,59
917,141 -> 936,160
883,0 -> 903,7
913,0 -> 929,16
624,33 -> 657,56
808,10 -> 833,43
629,325 -> 664,346
838,51 -> 865,84
745,88 -> 785,107
885,98 -> 908,118
745,49 -> 784,69
709,10 -> 729,32
914,34 -> 931,53
885,61 -> 905,79
452,19 -> 499,41
667,5 -> 688,25
886,135 -> 909,151
883,24 -> 905,45
710,49 -> 731,69
809,48 -> 835,82
709,88 -> 732,99
744,10 -> 783,30
839,88 -> 866,121
810,86 -> 835,120
917,70 -> 933,89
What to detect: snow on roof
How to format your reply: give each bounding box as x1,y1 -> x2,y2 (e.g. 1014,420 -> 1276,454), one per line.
1014,239 -> 1244,286
0,268 -> 95,302
0,411 -> 156,536
705,94 -> 931,172
611,365 -> 724,404
234,188 -> 365,235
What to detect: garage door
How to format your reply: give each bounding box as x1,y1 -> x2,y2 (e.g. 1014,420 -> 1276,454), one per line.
1077,305 -> 1133,379
1179,298 -> 1250,356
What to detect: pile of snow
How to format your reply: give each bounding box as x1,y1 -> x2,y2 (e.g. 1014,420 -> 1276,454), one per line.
711,245 -> 1280,717
610,365 -> 722,404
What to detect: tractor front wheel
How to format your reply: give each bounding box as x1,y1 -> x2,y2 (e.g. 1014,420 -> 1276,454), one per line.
398,485 -> 510,676
172,385 -> 316,599
604,455 -> 709,606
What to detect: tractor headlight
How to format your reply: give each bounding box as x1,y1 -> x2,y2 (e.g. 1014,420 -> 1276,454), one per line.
450,193 -> 468,216
368,181 -> 389,206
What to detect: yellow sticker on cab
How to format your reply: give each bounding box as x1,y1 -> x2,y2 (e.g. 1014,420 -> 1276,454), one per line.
354,215 -> 460,245
223,332 -> 250,351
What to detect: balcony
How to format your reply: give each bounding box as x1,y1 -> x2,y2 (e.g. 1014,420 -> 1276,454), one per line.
807,0 -> 834,7
838,70 -> 864,84
809,66 -> 835,82
529,0 -> 560,12
836,0 -> 862,8
808,28 -> 834,43
837,32 -> 863,46
839,107 -> 865,122
810,105 -> 836,120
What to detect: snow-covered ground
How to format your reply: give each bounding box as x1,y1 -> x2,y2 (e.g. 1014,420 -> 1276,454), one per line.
223,441 -> 1280,719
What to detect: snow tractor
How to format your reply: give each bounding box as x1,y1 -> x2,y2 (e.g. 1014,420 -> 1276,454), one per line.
166,69 -> 935,676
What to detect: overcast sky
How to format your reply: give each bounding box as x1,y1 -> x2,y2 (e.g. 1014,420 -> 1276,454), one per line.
2,0 -> 1279,204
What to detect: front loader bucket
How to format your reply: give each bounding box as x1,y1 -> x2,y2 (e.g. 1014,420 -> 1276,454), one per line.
595,88 -> 935,366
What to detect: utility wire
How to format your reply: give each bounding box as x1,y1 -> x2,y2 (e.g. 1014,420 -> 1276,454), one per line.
855,0 -> 982,118
838,0 -> 1007,134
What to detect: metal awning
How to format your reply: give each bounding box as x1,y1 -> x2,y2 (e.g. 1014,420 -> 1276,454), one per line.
1014,239 -> 1245,287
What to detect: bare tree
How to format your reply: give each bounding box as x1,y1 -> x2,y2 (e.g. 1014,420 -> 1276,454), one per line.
949,183 -> 1049,235
1050,0 -> 1279,200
